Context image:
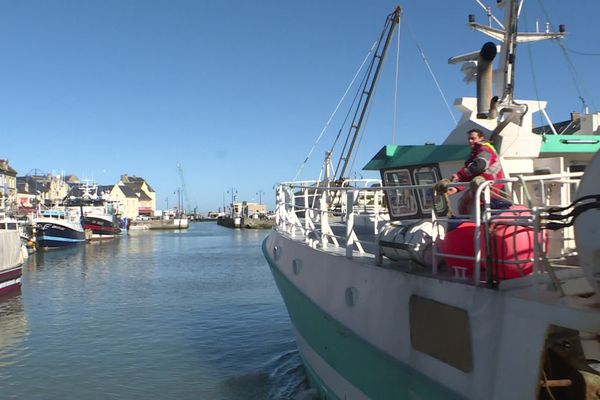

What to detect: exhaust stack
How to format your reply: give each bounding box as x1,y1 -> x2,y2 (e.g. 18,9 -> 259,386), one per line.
476,42 -> 497,119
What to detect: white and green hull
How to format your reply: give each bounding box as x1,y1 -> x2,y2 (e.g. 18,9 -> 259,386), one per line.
264,237 -> 463,399
263,229 -> 600,399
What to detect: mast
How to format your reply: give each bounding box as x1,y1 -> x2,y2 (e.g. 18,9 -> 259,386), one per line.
335,6 -> 401,181
466,0 -> 565,127
498,0 -> 519,106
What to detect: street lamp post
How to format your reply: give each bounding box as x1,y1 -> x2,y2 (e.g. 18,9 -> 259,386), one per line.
256,190 -> 265,205
227,188 -> 237,216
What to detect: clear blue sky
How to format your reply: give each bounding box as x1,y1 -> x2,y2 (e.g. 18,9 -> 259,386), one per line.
1,1 -> 598,211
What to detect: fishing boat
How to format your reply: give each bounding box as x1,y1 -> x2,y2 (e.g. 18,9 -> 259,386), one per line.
0,218 -> 25,296
263,3 -> 600,399
65,182 -> 122,240
35,209 -> 86,249
129,214 -> 189,230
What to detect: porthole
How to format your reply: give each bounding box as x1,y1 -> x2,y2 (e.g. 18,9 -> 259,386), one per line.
345,287 -> 358,307
273,245 -> 281,260
292,259 -> 303,275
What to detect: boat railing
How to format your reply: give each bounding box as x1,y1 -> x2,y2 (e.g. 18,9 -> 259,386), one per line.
275,171 -> 583,288
277,180 -> 388,254
433,171 -> 583,287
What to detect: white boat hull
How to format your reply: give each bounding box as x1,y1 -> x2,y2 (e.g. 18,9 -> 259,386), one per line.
264,229 -> 600,399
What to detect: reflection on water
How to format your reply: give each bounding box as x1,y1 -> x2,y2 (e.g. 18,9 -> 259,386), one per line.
0,292 -> 28,368
0,223 -> 310,399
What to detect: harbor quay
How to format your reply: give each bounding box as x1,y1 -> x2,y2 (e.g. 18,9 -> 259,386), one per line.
0,162 -> 274,249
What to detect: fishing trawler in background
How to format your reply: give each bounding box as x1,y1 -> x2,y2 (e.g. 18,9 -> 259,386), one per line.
64,181 -> 122,240
263,2 -> 600,399
35,208 -> 87,249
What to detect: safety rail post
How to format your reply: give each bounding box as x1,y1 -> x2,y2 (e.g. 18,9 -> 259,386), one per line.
483,185 -> 493,286
340,188 -> 347,223
320,191 -> 328,249
532,207 -> 541,281
289,187 -> 295,237
290,189 -> 296,235
276,185 -> 285,231
346,190 -> 355,259
473,181 -> 492,286
373,189 -> 380,235
303,188 -> 310,242
431,194 -> 438,275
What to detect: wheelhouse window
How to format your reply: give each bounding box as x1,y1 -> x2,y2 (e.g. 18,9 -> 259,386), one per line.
383,169 -> 417,217
413,167 -> 439,212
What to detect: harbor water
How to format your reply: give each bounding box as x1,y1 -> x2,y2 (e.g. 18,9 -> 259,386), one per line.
0,223 -> 312,399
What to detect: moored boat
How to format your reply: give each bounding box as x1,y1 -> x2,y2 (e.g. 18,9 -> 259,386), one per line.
0,218 -> 25,296
129,214 -> 189,230
82,214 -> 121,240
263,3 -> 600,399
65,181 -> 122,240
35,209 -> 86,249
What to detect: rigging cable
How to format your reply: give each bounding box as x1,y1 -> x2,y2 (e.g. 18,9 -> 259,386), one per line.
405,19 -> 457,125
292,40 -> 378,181
564,47 -> 600,57
555,41 -> 599,113
535,0 -> 598,112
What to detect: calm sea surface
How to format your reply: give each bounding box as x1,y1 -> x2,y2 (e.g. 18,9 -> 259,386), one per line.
0,223 -> 312,399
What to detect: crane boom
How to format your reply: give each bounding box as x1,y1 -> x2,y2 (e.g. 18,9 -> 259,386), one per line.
335,6 -> 401,181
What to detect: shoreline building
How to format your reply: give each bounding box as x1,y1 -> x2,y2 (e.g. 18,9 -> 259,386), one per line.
0,160 -> 17,211
118,175 -> 156,217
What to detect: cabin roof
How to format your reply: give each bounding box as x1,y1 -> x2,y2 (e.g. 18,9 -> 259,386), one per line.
363,144 -> 471,170
539,135 -> 600,153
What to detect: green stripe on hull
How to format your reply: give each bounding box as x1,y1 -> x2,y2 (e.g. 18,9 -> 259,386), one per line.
300,353 -> 341,400
262,239 -> 465,400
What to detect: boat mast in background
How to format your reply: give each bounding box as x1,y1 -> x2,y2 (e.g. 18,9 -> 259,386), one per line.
176,162 -> 191,213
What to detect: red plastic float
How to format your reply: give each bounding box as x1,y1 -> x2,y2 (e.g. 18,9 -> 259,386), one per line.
440,206 -> 542,280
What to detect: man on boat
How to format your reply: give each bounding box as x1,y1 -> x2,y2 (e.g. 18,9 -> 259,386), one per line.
447,128 -> 511,214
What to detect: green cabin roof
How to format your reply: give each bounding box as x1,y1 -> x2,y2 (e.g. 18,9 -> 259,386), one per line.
363,144 -> 471,171
539,134 -> 600,153
364,136 -> 600,171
